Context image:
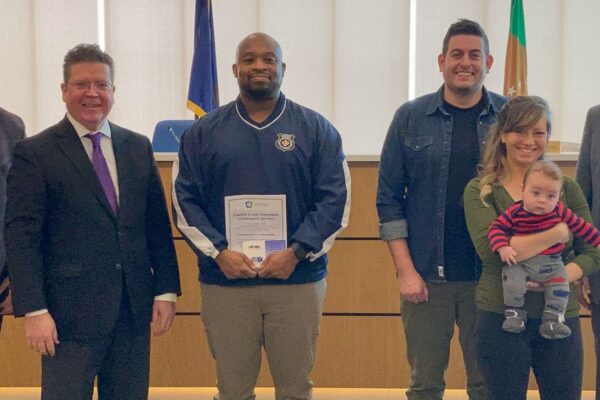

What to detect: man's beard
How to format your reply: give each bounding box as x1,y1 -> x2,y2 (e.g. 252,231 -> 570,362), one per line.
452,83 -> 480,97
241,82 -> 278,102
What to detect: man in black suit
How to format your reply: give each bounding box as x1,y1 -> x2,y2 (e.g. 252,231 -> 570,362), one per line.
0,107 -> 25,328
5,44 -> 180,400
577,104 -> 600,400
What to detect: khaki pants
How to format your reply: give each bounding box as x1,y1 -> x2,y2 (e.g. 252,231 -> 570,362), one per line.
401,281 -> 488,400
201,280 -> 326,400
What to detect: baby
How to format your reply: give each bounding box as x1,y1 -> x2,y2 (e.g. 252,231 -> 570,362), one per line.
489,160 -> 600,339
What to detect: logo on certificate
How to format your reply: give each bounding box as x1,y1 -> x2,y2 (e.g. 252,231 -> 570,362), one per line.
275,133 -> 295,152
242,240 -> 287,267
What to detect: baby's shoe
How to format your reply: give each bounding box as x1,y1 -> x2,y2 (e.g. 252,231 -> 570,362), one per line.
539,312 -> 571,340
502,308 -> 527,333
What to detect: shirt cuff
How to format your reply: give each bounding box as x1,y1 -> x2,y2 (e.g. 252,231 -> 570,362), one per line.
155,293 -> 177,302
379,219 -> 409,241
25,309 -> 49,317
210,243 -> 229,259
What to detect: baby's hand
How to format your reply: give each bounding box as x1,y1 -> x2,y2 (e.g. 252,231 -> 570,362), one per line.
498,246 -> 518,266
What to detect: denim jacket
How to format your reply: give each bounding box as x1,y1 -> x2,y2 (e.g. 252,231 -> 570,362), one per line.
377,85 -> 507,280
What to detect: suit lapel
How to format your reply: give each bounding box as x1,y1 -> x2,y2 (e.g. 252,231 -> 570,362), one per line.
111,124 -> 132,222
54,118 -> 117,219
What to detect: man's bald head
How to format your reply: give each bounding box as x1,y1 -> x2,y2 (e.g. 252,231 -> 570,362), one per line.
236,32 -> 283,62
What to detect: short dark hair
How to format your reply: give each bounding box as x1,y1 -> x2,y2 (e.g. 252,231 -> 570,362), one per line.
63,43 -> 114,83
442,19 -> 490,56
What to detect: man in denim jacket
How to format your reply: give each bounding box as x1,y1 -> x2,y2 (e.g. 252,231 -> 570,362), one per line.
377,19 -> 506,400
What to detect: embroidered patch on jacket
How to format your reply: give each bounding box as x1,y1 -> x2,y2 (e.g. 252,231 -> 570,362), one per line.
275,133 -> 295,152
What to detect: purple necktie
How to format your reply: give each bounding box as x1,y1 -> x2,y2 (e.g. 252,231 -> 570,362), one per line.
85,133 -> 118,214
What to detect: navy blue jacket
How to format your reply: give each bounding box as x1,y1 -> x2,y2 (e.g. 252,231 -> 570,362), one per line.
173,94 -> 350,285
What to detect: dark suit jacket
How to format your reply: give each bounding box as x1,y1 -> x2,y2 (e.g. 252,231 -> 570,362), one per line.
5,117 -> 180,340
577,104 -> 600,304
0,107 -> 25,281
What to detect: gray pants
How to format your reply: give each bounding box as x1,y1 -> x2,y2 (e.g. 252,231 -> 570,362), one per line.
401,281 -> 488,400
201,280 -> 326,400
502,254 -> 569,317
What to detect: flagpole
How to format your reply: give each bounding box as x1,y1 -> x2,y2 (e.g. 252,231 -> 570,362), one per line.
504,0 -> 527,98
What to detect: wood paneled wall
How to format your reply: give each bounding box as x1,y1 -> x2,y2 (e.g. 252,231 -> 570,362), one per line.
0,160 -> 595,390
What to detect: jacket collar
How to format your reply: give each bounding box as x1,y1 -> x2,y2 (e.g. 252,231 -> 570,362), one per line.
66,113 -> 111,138
235,93 -> 287,130
426,85 -> 501,117
54,117 -> 119,221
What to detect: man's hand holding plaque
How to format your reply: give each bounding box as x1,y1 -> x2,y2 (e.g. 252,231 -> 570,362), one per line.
215,249 -> 258,279
258,248 -> 299,280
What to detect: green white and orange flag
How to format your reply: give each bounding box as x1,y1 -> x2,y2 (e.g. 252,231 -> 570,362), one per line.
504,0 -> 527,97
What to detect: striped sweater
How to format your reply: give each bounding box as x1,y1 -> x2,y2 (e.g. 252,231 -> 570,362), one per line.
488,200 -> 600,255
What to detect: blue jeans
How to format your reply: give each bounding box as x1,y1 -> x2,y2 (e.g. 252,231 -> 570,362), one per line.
476,309 -> 582,400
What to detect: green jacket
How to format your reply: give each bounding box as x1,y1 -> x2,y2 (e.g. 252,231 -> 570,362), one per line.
464,176 -> 600,318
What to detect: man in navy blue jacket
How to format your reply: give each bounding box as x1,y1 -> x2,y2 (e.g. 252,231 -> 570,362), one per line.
174,32 -> 350,400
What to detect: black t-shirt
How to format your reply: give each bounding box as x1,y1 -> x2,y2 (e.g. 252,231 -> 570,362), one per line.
442,97 -> 485,281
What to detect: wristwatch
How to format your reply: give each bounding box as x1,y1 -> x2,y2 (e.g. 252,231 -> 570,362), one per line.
289,242 -> 309,261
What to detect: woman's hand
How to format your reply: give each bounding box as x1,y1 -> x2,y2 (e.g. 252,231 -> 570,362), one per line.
555,222 -> 571,244
575,277 -> 591,310
510,222 -> 571,261
526,280 -> 545,292
565,262 -> 584,282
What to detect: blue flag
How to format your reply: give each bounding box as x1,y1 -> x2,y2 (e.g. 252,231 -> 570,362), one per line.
187,0 -> 219,117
